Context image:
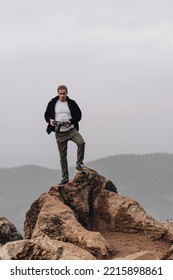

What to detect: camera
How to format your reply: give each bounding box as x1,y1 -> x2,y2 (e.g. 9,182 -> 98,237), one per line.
54,121 -> 62,133
53,120 -> 71,133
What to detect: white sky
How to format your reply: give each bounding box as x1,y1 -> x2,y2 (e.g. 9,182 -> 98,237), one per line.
1,0 -> 173,169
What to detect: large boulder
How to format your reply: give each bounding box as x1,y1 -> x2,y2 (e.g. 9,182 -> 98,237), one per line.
0,235 -> 95,260
24,189 -> 113,259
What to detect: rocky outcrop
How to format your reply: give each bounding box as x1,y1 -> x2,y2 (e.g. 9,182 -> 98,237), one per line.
24,168 -> 116,259
0,218 -> 23,245
0,167 -> 173,259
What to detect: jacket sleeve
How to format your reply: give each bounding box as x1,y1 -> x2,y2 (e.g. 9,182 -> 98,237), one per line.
44,101 -> 55,134
44,101 -> 52,123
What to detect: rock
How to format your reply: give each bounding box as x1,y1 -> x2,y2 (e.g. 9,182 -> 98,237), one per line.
24,168 -> 171,246
100,193 -> 168,239
160,221 -> 173,241
24,190 -> 113,259
0,217 -> 23,245
24,168 -> 117,259
0,235 -> 96,260
114,250 -> 159,260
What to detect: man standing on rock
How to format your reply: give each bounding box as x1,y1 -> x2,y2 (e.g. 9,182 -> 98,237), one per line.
44,85 -> 85,186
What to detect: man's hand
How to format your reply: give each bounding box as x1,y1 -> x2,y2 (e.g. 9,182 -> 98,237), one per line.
50,119 -> 55,126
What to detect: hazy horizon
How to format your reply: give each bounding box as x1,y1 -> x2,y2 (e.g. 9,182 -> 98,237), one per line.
1,152 -> 173,170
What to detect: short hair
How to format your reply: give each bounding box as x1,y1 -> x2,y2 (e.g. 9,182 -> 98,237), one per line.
57,85 -> 68,93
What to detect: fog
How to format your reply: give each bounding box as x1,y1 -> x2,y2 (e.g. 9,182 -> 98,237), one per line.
1,0 -> 173,169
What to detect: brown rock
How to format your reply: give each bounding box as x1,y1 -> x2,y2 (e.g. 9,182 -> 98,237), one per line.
24,190 -> 113,259
0,217 -> 23,245
0,235 -> 96,260
100,193 -> 167,239
160,221 -> 173,241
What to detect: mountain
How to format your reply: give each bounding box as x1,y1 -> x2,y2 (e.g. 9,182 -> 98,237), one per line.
0,153 -> 173,233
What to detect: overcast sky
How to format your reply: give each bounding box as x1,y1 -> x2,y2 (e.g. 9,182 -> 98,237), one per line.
1,0 -> 173,169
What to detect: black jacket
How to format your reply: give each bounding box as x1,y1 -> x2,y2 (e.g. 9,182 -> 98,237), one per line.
44,96 -> 82,134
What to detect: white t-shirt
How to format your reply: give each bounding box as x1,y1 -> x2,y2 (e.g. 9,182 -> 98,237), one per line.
55,101 -> 74,131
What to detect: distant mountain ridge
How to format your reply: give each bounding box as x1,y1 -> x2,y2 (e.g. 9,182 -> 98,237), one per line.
0,153 -> 173,233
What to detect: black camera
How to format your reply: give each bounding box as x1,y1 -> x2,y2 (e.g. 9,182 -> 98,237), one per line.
54,121 -> 62,133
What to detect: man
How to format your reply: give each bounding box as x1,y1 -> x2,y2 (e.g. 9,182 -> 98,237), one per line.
44,85 -> 85,186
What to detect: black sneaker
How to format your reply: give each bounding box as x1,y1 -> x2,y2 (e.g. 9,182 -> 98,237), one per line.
58,178 -> 68,186
76,164 -> 85,174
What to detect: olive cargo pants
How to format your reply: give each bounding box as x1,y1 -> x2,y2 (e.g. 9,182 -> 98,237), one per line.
55,128 -> 85,179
